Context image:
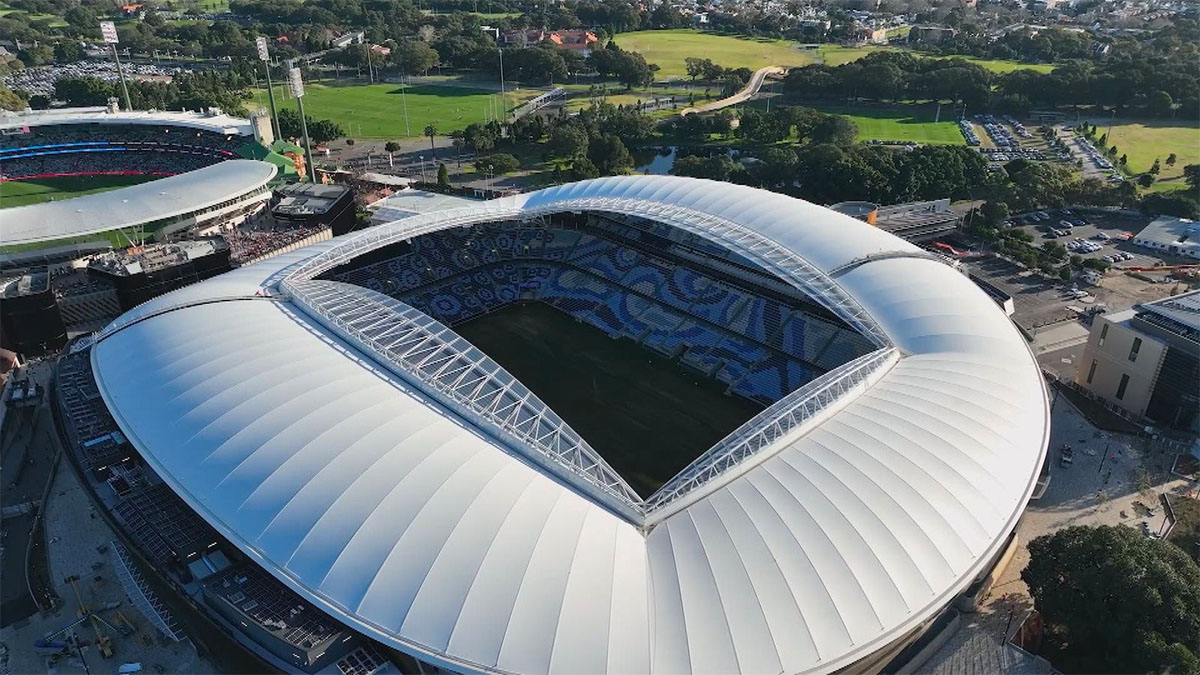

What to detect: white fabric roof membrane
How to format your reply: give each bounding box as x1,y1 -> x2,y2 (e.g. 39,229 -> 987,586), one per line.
91,176 -> 1049,674
0,160 -> 276,246
0,107 -> 253,135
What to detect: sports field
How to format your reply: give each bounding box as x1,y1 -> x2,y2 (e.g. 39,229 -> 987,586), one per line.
0,174 -> 159,209
778,104 -> 963,145
455,301 -> 763,496
613,29 -> 817,79
1100,120 -> 1200,192
610,31 -> 1055,79
252,82 -> 539,140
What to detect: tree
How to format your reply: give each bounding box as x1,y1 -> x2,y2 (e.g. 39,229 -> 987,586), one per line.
1166,153 -> 1178,166
1120,153 -> 1128,166
278,108 -> 344,144
549,124 -> 589,160
1186,164 -> 1200,192
384,141 -> 400,163
475,153 -> 519,175
685,57 -> 705,82
587,134 -> 633,175
1137,173 -> 1155,188
981,200 -> 1010,227
424,124 -> 437,160
1058,265 -> 1072,282
437,162 -> 450,188
392,39 -> 438,75
809,115 -> 858,147
0,84 -> 25,112
1023,526 -> 1200,674
1150,158 -> 1161,175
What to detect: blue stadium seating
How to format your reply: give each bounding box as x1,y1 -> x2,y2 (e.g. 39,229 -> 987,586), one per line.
328,224 -> 873,407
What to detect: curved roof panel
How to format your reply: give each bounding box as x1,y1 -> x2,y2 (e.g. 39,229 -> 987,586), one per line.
0,107 -> 253,135
0,160 -> 276,246
90,176 -> 1049,674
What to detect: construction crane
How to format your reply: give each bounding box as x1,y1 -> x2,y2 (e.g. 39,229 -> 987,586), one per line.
63,575 -> 114,659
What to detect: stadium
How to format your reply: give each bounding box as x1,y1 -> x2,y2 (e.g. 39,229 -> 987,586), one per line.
54,175 -> 1050,674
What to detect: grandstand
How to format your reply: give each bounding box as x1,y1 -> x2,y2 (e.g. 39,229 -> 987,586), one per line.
322,213 -> 877,489
60,176 -> 1049,675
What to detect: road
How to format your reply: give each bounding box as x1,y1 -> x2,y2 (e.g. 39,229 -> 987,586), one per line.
679,66 -> 786,116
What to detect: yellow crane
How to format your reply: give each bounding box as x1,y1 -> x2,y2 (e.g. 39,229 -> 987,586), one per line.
63,575 -> 114,658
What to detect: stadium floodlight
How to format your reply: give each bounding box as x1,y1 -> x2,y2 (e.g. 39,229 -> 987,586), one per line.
255,36 -> 281,141
288,67 -> 316,183
100,21 -> 132,112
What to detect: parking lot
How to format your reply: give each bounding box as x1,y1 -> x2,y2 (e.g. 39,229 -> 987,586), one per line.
1011,208 -> 1179,271
965,209 -> 1193,331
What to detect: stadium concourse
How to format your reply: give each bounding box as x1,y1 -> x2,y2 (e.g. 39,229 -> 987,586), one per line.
58,175 -> 1050,674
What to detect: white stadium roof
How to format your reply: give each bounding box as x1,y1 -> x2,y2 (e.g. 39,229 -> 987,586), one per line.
0,106 -> 253,136
0,160 -> 276,246
90,176 -> 1049,674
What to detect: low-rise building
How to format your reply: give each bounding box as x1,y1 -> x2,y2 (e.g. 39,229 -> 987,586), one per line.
1075,289 -> 1200,433
1132,216 -> 1200,260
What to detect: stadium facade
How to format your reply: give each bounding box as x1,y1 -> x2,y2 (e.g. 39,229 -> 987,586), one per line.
57,176 -> 1050,674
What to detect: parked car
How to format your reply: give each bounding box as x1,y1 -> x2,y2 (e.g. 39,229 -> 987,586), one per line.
1059,444 -> 1074,467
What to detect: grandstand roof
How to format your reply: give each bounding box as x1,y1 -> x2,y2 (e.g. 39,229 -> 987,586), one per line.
0,160 -> 276,246
89,176 -> 1049,675
0,106 -> 253,136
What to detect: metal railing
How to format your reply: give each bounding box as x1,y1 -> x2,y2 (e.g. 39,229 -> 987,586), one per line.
643,347 -> 899,521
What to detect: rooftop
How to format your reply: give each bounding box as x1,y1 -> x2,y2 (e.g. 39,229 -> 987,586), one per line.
1139,288 -> 1200,335
0,107 -> 253,136
272,182 -> 351,217
0,160 -> 277,247
1134,216 -> 1200,251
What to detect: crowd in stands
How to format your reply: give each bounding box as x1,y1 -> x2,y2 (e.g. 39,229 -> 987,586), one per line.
223,224 -> 326,263
1,150 -> 217,180
1,124 -> 240,180
329,217 -> 877,407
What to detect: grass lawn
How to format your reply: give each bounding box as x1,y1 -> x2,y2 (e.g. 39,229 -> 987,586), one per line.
809,104 -> 965,145
1098,120 -> 1200,192
614,29 -> 817,79
455,301 -> 761,496
1,174 -> 159,209
252,82 -> 538,140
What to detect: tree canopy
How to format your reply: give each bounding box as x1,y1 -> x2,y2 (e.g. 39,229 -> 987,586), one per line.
1023,525 -> 1200,674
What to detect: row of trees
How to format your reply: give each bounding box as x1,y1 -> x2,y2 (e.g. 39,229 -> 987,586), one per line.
780,44 -> 1200,118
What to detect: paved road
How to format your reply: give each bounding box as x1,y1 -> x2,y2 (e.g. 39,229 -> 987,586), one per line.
680,66 -> 785,116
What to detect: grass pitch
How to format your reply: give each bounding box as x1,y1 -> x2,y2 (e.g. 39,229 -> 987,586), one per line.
1099,120 -> 1200,193
252,82 -> 538,140
0,174 -> 159,209
454,301 -> 763,496
821,104 -> 965,145
610,31 -> 1054,80
614,29 -> 818,79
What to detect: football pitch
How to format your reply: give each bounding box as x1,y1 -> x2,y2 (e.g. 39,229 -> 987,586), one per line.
1,174 -> 159,208
252,82 -> 539,140
822,105 -> 966,145
614,29 -> 818,79
455,301 -> 763,497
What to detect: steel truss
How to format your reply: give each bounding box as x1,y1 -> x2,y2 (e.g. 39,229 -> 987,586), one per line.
288,279 -> 646,521
275,194 -> 899,524
643,347 -> 898,522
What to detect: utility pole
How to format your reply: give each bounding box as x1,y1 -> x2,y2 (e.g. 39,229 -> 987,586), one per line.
256,36 -> 280,140
289,67 -> 317,183
100,22 -> 132,111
